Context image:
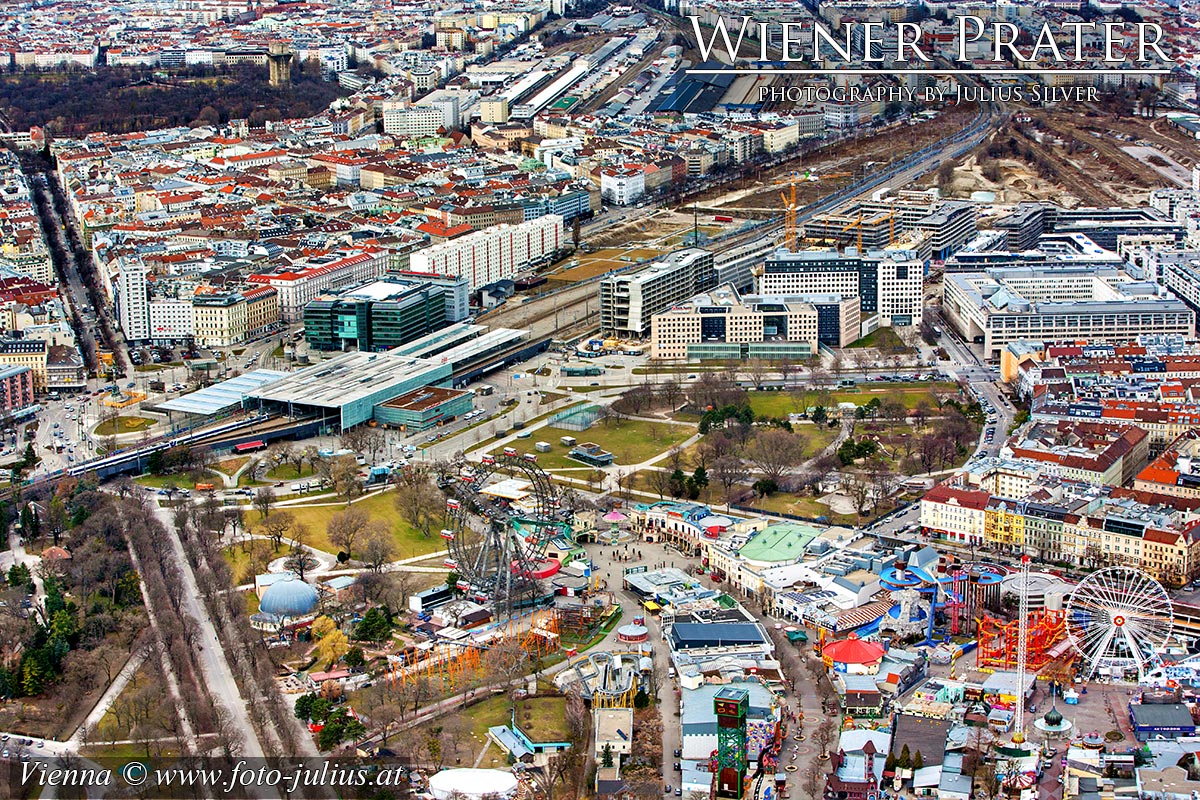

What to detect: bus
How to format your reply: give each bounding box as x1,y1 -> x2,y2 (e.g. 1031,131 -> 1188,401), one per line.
233,440 -> 267,454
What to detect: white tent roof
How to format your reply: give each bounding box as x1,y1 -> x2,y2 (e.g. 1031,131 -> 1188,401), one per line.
428,769 -> 518,800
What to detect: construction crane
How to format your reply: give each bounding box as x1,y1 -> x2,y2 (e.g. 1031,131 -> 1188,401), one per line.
774,170 -> 852,252
840,208 -> 897,252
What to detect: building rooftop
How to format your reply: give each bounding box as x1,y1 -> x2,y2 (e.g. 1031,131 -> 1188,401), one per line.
379,385 -> 469,412
737,522 -> 822,564
157,369 -> 289,416
248,351 -> 447,409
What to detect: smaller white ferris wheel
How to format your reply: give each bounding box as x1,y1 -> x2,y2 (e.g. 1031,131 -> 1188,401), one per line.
1065,566 -> 1174,680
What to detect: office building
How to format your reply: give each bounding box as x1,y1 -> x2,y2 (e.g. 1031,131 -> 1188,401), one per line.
303,277 -> 462,352
116,258 -> 150,341
757,249 -> 922,332
600,248 -> 716,338
649,284 -> 821,361
943,266 -> 1195,359
993,203 -> 1047,252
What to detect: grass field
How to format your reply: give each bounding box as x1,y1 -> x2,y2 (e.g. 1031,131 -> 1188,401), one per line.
531,418 -> 695,469
134,473 -> 198,489
221,543 -> 284,585
846,327 -> 908,350
94,415 -> 157,436
747,382 -> 960,418
512,695 -> 570,743
676,422 -> 840,469
449,691 -> 570,753
266,463 -> 316,480
247,488 -> 442,559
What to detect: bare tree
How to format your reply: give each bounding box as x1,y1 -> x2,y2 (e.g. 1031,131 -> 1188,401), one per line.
360,521 -> 396,571
287,444 -> 306,477
647,467 -> 672,499
744,428 -> 807,483
261,510 -> 294,550
812,718 -> 836,759
801,765 -> 825,800
745,359 -> 769,389
394,464 -> 444,542
253,487 -> 275,519
327,506 -> 370,558
331,458 -> 364,505
712,455 -> 744,505
843,472 -> 873,517
340,427 -> 369,455
659,379 -> 683,411
266,443 -> 290,474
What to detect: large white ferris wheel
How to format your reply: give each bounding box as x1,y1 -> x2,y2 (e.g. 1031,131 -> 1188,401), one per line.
1065,566 -> 1174,680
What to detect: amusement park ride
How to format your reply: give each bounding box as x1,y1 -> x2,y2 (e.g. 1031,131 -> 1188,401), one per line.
438,451 -> 572,616
877,555 -> 1005,643
387,450 -> 596,688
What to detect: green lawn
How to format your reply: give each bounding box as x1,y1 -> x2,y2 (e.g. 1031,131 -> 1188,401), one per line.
458,693 -> 516,747
248,488 -> 444,559
266,463 -> 316,480
512,695 -> 570,743
453,692 -> 569,748
526,418 -> 695,469
134,473 -> 199,489
221,542 -> 285,585
748,381 -> 960,418
677,423 -> 839,469
846,327 -> 908,350
94,415 -> 157,436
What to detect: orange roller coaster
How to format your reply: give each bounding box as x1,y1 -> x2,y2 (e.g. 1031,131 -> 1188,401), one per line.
977,609 -> 1068,672
388,610 -> 562,689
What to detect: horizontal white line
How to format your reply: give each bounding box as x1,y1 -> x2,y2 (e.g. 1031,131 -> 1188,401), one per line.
685,68 -> 1171,75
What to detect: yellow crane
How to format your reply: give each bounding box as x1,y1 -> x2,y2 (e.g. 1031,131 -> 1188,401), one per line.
774,170 -> 852,252
840,208 -> 896,252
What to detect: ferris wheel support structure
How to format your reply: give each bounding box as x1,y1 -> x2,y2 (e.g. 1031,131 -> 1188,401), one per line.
1065,566 -> 1174,682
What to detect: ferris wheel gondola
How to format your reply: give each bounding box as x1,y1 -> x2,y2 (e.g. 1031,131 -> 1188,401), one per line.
440,451 -> 568,616
1066,566 -> 1174,680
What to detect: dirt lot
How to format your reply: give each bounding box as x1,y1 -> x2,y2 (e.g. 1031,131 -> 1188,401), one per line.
928,105 -> 1200,207
698,103 -> 981,213
546,246 -> 668,285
